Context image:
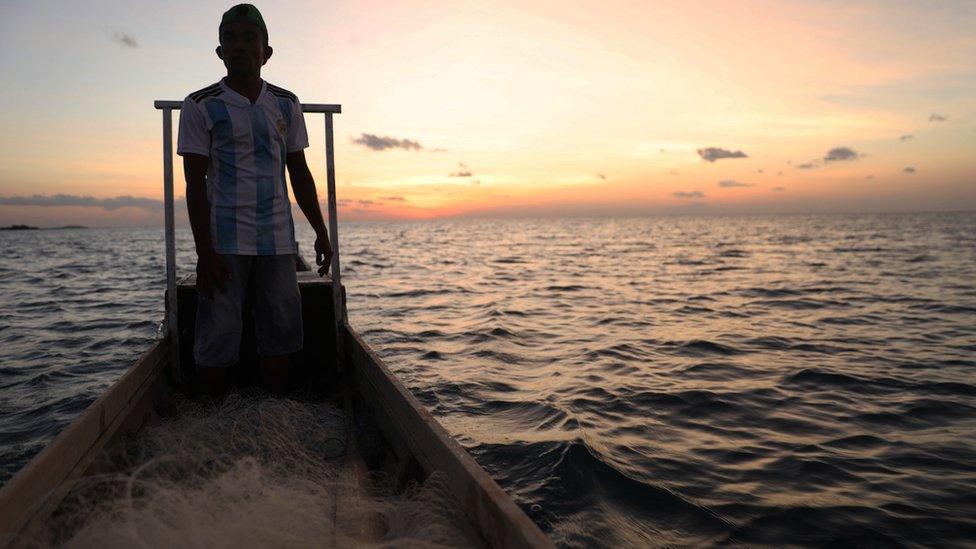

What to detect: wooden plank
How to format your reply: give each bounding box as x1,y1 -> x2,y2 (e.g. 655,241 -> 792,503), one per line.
333,393 -> 382,543
0,341 -> 168,538
344,325 -> 553,549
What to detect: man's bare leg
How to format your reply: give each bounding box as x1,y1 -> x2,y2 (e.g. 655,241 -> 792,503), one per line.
197,366 -> 230,398
260,355 -> 289,396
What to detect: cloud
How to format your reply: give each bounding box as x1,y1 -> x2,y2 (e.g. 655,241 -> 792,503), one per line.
596,173 -> 606,180
669,171 -> 678,175
337,199 -> 352,207
866,174 -> 875,179
111,32 -> 139,48
903,166 -> 916,173
449,162 -> 472,177
0,194 -> 161,211
757,168 -> 764,174
776,171 -> 783,176
674,191 -> 705,199
823,147 -> 862,162
380,195 -> 405,202
718,180 -> 754,188
357,199 -> 376,206
696,147 -> 748,162
929,113 -> 947,122
796,162 -> 817,169
351,133 -> 423,151
773,186 -> 785,191
899,134 -> 914,141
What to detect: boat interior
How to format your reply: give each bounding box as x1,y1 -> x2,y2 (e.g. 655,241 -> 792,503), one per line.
1,266 -> 550,547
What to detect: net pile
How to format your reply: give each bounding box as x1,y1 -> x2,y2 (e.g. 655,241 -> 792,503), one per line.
26,390 -> 473,548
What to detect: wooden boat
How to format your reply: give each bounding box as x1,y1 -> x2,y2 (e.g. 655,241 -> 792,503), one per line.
0,269 -> 552,547
0,101 -> 553,548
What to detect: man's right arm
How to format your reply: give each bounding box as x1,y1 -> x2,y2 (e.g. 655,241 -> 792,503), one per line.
184,153 -> 229,298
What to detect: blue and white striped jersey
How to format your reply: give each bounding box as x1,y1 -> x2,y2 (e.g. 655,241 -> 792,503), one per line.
177,78 -> 309,255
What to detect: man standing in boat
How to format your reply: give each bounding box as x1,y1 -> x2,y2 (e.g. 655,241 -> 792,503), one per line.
177,4 -> 331,396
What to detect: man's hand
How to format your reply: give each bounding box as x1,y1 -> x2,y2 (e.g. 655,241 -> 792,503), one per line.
196,250 -> 231,299
315,233 -> 333,277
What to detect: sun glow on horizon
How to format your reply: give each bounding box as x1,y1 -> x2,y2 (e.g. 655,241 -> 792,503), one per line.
0,0 -> 974,226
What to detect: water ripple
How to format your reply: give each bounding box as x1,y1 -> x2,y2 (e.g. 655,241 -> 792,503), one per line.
2,214 -> 976,547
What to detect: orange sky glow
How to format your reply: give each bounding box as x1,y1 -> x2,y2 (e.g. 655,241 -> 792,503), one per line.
0,0 -> 974,226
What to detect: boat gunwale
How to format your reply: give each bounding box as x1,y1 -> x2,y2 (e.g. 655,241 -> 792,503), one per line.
0,339 -> 168,539
0,277 -> 553,547
345,325 -> 553,548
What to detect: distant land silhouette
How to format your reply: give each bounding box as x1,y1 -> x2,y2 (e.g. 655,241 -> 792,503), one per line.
0,225 -> 87,231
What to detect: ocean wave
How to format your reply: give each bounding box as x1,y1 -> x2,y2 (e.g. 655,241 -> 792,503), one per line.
662,339 -> 745,356
4,214 -> 976,547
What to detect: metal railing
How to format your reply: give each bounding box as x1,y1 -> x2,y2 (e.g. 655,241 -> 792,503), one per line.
153,100 -> 344,383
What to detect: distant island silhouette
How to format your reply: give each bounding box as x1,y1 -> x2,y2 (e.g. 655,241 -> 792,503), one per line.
0,225 -> 88,231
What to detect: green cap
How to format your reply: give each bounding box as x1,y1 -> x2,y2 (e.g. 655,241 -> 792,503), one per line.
220,4 -> 268,42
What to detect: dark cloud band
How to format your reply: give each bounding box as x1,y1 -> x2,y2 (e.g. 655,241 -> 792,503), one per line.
112,32 -> 139,48
824,147 -> 862,162
351,133 -> 423,151
718,180 -> 753,188
0,194 -> 161,211
697,147 -> 748,162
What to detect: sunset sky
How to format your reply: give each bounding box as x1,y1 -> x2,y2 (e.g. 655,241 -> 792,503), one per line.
1,0 -> 974,226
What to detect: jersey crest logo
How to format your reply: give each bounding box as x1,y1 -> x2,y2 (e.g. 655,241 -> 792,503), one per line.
276,118 -> 288,137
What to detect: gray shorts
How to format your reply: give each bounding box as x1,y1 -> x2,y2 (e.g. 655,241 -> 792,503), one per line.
194,254 -> 303,367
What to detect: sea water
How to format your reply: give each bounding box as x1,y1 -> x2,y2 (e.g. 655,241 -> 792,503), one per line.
1,212 -> 974,547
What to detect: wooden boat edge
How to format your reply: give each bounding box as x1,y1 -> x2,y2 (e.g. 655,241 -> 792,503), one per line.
345,325 -> 553,549
0,308 -> 554,548
0,339 -> 169,538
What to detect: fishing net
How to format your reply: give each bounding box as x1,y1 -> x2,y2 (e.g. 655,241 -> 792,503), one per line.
16,390 -> 474,548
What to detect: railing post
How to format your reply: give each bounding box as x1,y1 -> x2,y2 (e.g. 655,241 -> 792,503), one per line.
162,108 -> 182,383
325,112 -> 345,371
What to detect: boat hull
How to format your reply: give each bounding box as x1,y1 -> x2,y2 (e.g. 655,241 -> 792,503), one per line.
0,273 -> 552,548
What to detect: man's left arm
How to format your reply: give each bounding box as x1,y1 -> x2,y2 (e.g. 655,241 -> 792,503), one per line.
287,150 -> 332,276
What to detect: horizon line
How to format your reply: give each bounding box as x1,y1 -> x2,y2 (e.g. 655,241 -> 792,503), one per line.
4,208 -> 974,231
